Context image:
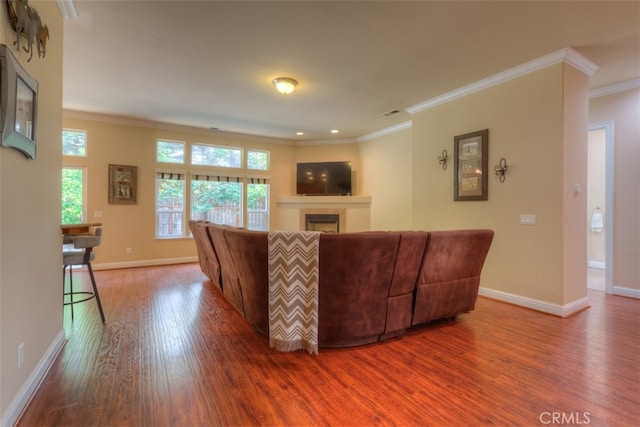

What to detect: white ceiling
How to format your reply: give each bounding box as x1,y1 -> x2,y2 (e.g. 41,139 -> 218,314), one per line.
62,0 -> 640,142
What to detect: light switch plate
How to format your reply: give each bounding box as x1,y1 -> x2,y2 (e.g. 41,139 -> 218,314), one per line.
520,214 -> 536,225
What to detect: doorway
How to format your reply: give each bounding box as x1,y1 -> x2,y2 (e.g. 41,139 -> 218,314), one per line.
587,122 -> 614,293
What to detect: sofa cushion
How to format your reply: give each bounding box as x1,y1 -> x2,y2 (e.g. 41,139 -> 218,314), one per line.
208,224 -> 245,316
188,220 -> 222,289
224,227 -> 269,334
412,229 -> 494,325
317,232 -> 400,347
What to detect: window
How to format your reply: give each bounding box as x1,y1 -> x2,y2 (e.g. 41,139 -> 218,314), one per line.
62,167 -> 85,224
247,150 -> 268,170
157,140 -> 185,163
156,172 -> 185,238
191,175 -> 243,227
191,144 -> 241,168
155,142 -> 270,237
62,129 -> 87,156
247,179 -> 269,231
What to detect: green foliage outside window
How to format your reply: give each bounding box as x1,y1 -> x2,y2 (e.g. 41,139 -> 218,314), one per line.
191,181 -> 241,213
247,150 -> 268,170
157,178 -> 184,207
62,168 -> 83,223
157,140 -> 185,163
192,144 -> 241,167
62,130 -> 87,156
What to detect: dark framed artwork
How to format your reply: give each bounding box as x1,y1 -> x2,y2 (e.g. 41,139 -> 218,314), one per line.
454,129 -> 488,201
0,44 -> 38,159
108,164 -> 137,204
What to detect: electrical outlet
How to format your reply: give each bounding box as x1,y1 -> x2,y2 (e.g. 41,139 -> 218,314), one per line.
126,248 -> 132,255
520,214 -> 536,225
94,210 -> 103,218
18,343 -> 24,368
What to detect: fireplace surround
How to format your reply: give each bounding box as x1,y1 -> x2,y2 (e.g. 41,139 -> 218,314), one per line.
301,209 -> 345,233
275,196 -> 371,233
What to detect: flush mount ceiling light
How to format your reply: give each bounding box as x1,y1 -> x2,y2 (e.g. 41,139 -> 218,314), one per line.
272,77 -> 298,94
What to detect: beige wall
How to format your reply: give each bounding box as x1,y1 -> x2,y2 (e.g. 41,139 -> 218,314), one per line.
561,64 -> 589,304
410,63 -> 588,306
589,88 -> 640,290
63,113 -> 294,266
0,1 -> 63,420
359,128 -> 413,230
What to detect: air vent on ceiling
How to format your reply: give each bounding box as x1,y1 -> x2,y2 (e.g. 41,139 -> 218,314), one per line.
381,109 -> 400,117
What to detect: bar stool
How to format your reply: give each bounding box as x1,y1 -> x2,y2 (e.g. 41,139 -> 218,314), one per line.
62,226 -> 105,322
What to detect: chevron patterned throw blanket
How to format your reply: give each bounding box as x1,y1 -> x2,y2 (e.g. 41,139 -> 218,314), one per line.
268,231 -> 321,354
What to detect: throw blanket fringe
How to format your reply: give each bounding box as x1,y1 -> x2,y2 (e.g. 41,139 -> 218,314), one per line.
268,231 -> 320,355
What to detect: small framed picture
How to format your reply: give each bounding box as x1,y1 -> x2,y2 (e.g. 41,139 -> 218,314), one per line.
108,164 -> 137,204
454,129 -> 488,201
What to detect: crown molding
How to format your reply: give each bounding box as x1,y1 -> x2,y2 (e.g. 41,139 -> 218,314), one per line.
358,121 -> 412,142
589,78 -> 640,99
56,0 -> 78,20
294,137 -> 358,146
406,47 -> 599,115
63,110 -> 296,146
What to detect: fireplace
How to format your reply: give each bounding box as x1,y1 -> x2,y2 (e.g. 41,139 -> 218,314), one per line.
300,208 -> 346,233
305,214 -> 340,233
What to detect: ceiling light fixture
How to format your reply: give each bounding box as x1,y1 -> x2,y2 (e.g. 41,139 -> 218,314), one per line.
272,77 -> 298,95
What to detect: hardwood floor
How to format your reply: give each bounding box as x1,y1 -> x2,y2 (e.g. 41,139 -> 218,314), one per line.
19,264 -> 639,426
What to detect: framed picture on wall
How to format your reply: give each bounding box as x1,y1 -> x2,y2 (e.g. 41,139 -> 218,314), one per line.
454,129 -> 488,201
0,44 -> 38,159
108,164 -> 137,204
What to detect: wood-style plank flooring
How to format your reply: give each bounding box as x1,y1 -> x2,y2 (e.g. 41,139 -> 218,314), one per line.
19,263 -> 640,426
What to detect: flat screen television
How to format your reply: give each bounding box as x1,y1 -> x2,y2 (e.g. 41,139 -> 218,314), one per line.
296,161 -> 352,196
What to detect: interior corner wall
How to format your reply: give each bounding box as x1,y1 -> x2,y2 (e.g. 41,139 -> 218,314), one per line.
0,1 -> 64,421
561,64 -> 589,304
411,63 -> 585,306
589,88 -> 640,291
358,128 -> 413,230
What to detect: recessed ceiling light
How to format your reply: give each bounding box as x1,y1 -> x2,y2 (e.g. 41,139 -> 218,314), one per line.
330,129 -> 339,134
296,132 -> 304,136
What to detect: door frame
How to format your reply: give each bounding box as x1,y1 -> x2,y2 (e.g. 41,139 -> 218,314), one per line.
588,121 -> 614,294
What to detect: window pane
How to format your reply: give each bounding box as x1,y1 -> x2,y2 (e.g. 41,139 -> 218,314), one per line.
247,183 -> 269,231
191,179 -> 242,227
62,130 -> 87,156
191,144 -> 241,168
157,140 -> 185,163
62,168 -> 84,223
156,176 -> 185,237
247,150 -> 268,170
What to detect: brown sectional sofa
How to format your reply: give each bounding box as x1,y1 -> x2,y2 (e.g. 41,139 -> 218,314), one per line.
189,220 -> 493,348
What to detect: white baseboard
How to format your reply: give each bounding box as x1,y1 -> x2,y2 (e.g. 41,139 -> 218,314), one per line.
588,261 -> 606,269
478,287 -> 590,317
0,330 -> 67,427
93,256 -> 198,271
613,286 -> 640,299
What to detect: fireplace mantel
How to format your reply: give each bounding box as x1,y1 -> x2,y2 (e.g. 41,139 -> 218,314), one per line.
276,196 -> 372,205
275,196 -> 372,232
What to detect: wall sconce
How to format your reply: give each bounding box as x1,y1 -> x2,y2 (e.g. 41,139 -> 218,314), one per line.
272,77 -> 298,94
494,157 -> 508,182
438,149 -> 448,170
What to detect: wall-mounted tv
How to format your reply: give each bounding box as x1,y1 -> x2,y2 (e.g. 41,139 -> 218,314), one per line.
296,161 -> 352,196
